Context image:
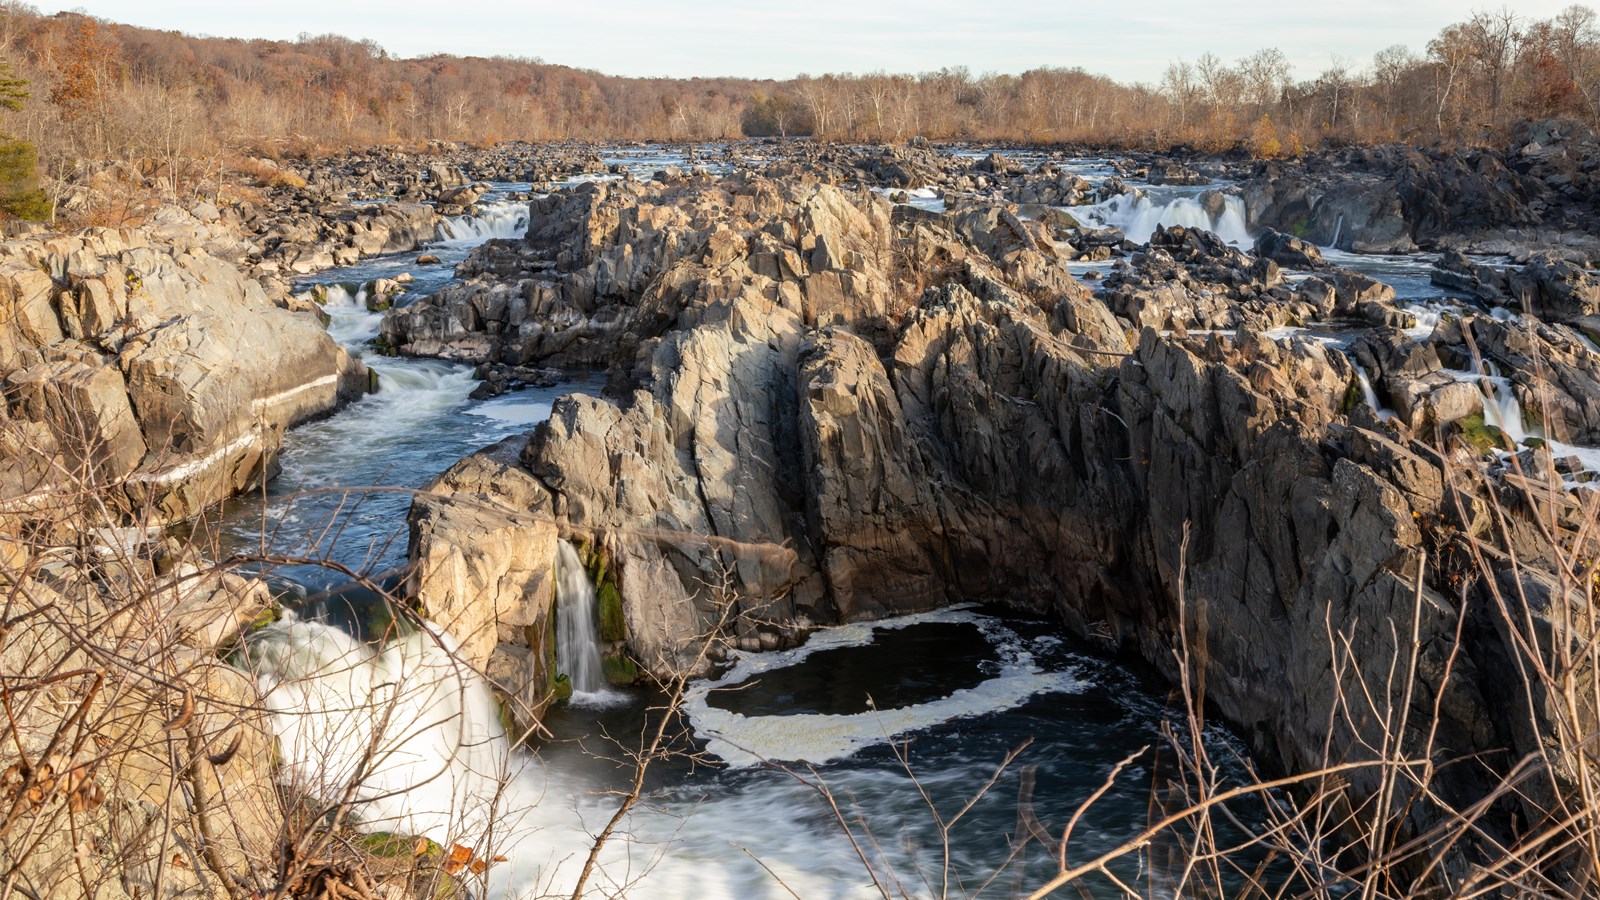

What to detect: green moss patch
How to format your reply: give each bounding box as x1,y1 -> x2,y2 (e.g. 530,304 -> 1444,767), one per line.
603,653 -> 640,686
1455,414 -> 1512,455
551,673 -> 573,703
1340,375 -> 1363,415
581,541 -> 628,642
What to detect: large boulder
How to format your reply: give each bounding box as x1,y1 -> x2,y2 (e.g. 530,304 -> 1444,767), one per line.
0,209 -> 370,521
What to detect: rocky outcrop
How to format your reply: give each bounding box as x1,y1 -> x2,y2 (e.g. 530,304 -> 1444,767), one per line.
396,169 -> 1600,885
407,436 -> 563,727
381,173 -> 901,370
0,534 -> 281,900
1244,121 -> 1600,260
1254,227 -> 1327,269
0,207 -> 370,522
1433,249 -> 1600,324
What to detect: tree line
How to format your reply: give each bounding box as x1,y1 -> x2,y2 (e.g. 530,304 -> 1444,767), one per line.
0,3 -> 1595,220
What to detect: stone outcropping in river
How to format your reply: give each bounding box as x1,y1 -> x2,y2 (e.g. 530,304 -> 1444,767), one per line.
392,166 -> 1600,881
0,206 -> 371,522
1243,118 -> 1600,260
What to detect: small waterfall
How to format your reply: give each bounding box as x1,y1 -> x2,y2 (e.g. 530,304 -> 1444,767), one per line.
1065,191 -> 1251,246
314,282 -> 385,346
1403,304 -> 1442,341
1330,213 -> 1345,249
555,540 -> 607,695
434,200 -> 530,246
1476,370 -> 1529,445
1356,368 -> 1399,421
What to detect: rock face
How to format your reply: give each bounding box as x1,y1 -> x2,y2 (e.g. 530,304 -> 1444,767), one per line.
407,436 -> 562,727
1243,121 -> 1600,260
1433,249 -> 1600,323
0,535 -> 281,900
0,207 -> 370,521
400,169 -> 1600,885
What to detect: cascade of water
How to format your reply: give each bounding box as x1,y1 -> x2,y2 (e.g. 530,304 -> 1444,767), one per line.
1330,213 -> 1345,249
317,283 -> 384,345
1477,372 -> 1530,445
434,201 -> 530,246
1064,191 -> 1251,246
1403,304 -> 1443,341
1356,369 -> 1398,421
555,540 -> 606,694
245,616 -> 543,844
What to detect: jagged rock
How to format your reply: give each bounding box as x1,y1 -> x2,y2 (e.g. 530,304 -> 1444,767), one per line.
388,164 -> 1585,883
0,211 -> 371,521
1254,227 -> 1326,270
410,435 -> 559,689
1147,160 -> 1209,186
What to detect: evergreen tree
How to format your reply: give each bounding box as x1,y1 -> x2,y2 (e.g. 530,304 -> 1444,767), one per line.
0,61 -> 46,221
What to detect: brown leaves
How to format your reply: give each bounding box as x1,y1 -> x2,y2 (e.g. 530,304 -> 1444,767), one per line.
440,843 -> 505,876
1,753 -> 104,815
206,730 -> 243,767
162,688 -> 194,731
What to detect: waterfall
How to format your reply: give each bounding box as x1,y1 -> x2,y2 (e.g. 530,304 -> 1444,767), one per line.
555,540 -> 607,695
1064,191 -> 1251,246
434,200 -> 530,247
1465,367 -> 1530,445
1330,213 -> 1345,249
244,615 -> 543,844
1356,368 -> 1398,421
315,282 -> 385,345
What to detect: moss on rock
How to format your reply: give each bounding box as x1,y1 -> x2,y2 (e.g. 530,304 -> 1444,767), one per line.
1454,413 -> 1512,455
602,653 -> 639,686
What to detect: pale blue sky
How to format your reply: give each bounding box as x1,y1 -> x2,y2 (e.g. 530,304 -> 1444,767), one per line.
30,1 -> 1589,83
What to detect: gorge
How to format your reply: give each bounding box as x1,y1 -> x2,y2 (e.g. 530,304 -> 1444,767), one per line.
6,125 -> 1600,899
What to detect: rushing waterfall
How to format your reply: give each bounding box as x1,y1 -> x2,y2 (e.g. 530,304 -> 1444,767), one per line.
1065,191 -> 1252,245
243,616 -> 542,843
555,540 -> 607,695
434,200 -> 530,246
1330,213 -> 1345,249
1483,377 -> 1528,444
317,282 -> 384,344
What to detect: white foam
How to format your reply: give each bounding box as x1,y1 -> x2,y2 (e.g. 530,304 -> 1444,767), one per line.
466,397 -> 557,426
317,283 -> 385,345
1065,191 -> 1251,246
683,606 -> 1084,768
434,200 -> 529,247
245,615 -> 545,844
872,185 -> 946,213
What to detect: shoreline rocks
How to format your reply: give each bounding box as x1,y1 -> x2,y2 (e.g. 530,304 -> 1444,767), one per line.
0,206 -> 371,523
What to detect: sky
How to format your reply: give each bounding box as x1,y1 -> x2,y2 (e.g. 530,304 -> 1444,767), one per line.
28,0 -> 1591,83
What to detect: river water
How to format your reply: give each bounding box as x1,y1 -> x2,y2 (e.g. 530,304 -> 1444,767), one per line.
216,151 -> 1388,898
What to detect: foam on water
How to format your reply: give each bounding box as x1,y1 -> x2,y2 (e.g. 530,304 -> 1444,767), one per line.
684,606 -> 1084,767
240,603 -> 1105,898
1065,191 -> 1251,246
872,185 -> 947,213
